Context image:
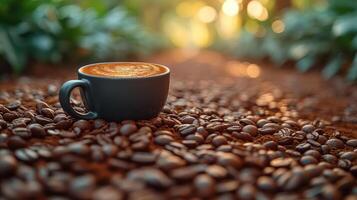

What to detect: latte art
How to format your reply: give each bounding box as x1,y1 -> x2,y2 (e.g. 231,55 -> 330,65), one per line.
81,63 -> 167,77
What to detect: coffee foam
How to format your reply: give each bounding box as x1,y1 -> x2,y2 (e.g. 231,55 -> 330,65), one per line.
80,63 -> 166,77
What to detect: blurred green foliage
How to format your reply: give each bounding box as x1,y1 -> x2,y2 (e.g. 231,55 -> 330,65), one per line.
0,0 -> 159,73
233,0 -> 357,80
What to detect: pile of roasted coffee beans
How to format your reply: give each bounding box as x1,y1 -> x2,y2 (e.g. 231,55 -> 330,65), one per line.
0,79 -> 356,200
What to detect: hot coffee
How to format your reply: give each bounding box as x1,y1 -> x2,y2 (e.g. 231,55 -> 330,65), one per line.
80,63 -> 167,78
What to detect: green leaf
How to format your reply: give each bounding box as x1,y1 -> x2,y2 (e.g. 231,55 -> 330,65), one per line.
297,55 -> 315,72
347,54 -> 357,81
332,13 -> 357,36
0,26 -> 26,73
322,54 -> 343,79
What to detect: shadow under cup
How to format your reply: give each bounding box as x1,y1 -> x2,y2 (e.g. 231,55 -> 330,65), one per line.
59,62 -> 170,122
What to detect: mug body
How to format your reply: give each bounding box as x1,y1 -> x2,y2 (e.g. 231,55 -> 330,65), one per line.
78,62 -> 170,121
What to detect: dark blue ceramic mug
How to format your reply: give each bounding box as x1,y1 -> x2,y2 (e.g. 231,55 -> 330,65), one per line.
59,62 -> 170,121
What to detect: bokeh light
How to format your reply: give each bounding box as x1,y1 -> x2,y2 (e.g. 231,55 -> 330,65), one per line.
222,0 -> 240,16
272,20 -> 285,33
197,6 -> 217,23
247,0 -> 269,21
226,61 -> 261,78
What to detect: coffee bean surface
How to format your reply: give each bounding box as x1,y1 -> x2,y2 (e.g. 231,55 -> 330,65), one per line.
0,53 -> 356,199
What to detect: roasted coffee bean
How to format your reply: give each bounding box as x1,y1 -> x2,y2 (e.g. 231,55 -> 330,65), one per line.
263,141 -> 278,150
212,135 -> 227,146
69,175 -> 96,199
340,152 -> 357,161
346,139 -> 357,147
194,174 -> 215,197
178,124 -> 197,136
154,135 -> 174,145
242,125 -> 258,136
326,138 -> 345,149
3,112 -> 18,122
257,176 -> 276,192
304,150 -> 321,159
28,123 -> 46,138
41,108 -> 55,119
6,100 -> 21,110
0,154 -> 17,176
93,186 -> 123,200
236,184 -> 256,200
12,127 -> 31,138
322,154 -> 338,164
270,158 -> 293,168
296,143 -> 311,152
12,117 -> 31,127
0,119 -> 7,129
7,136 -> 27,149
34,115 -> 53,125
300,155 -> 318,165
127,168 -> 172,188
73,120 -> 92,131
302,124 -> 315,133
232,132 -> 253,141
206,165 -> 228,178
120,123 -> 137,136
131,152 -> 157,164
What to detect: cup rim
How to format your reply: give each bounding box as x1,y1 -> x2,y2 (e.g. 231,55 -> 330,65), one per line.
78,62 -> 170,79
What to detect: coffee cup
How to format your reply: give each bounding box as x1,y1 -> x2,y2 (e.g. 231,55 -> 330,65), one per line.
59,62 -> 170,121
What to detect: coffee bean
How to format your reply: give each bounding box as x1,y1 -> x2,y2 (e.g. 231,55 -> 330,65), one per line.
12,127 -> 31,138
346,139 -> 357,147
304,150 -> 321,159
322,154 -> 338,164
270,158 -> 293,168
93,186 -> 123,200
236,184 -> 256,200
302,124 -> 315,133
212,135 -> 227,146
242,125 -> 258,136
6,100 -> 21,110
120,123 -> 137,136
321,184 -> 341,200
300,155 -> 318,165
154,135 -> 174,145
12,117 -> 31,127
340,152 -> 357,161
338,159 -> 352,170
69,175 -> 96,199
0,154 -> 17,176
178,124 -> 197,136
41,108 -> 55,119
28,123 -> 46,138
7,136 -> 27,149
73,120 -> 92,131
326,138 -> 344,149
257,176 -> 276,191
127,168 -> 172,188
131,152 -> 157,164
263,141 -> 278,150
36,101 -> 50,113
296,143 -> 311,152
34,115 -> 53,125
206,165 -> 227,178
232,132 -> 253,141
216,180 -> 239,193
3,112 -> 18,122
194,174 -> 215,197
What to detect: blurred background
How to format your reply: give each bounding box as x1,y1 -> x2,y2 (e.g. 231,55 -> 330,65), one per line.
0,0 -> 356,80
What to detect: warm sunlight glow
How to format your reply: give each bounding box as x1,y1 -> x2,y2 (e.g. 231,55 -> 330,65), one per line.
176,1 -> 204,17
191,21 -> 213,47
218,11 -> 241,39
247,0 -> 269,21
272,20 -> 285,33
226,61 -> 261,78
197,6 -> 217,23
247,64 -> 261,78
222,0 -> 240,16
163,19 -> 190,48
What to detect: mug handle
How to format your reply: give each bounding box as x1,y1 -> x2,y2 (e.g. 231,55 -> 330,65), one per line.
59,80 -> 98,120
